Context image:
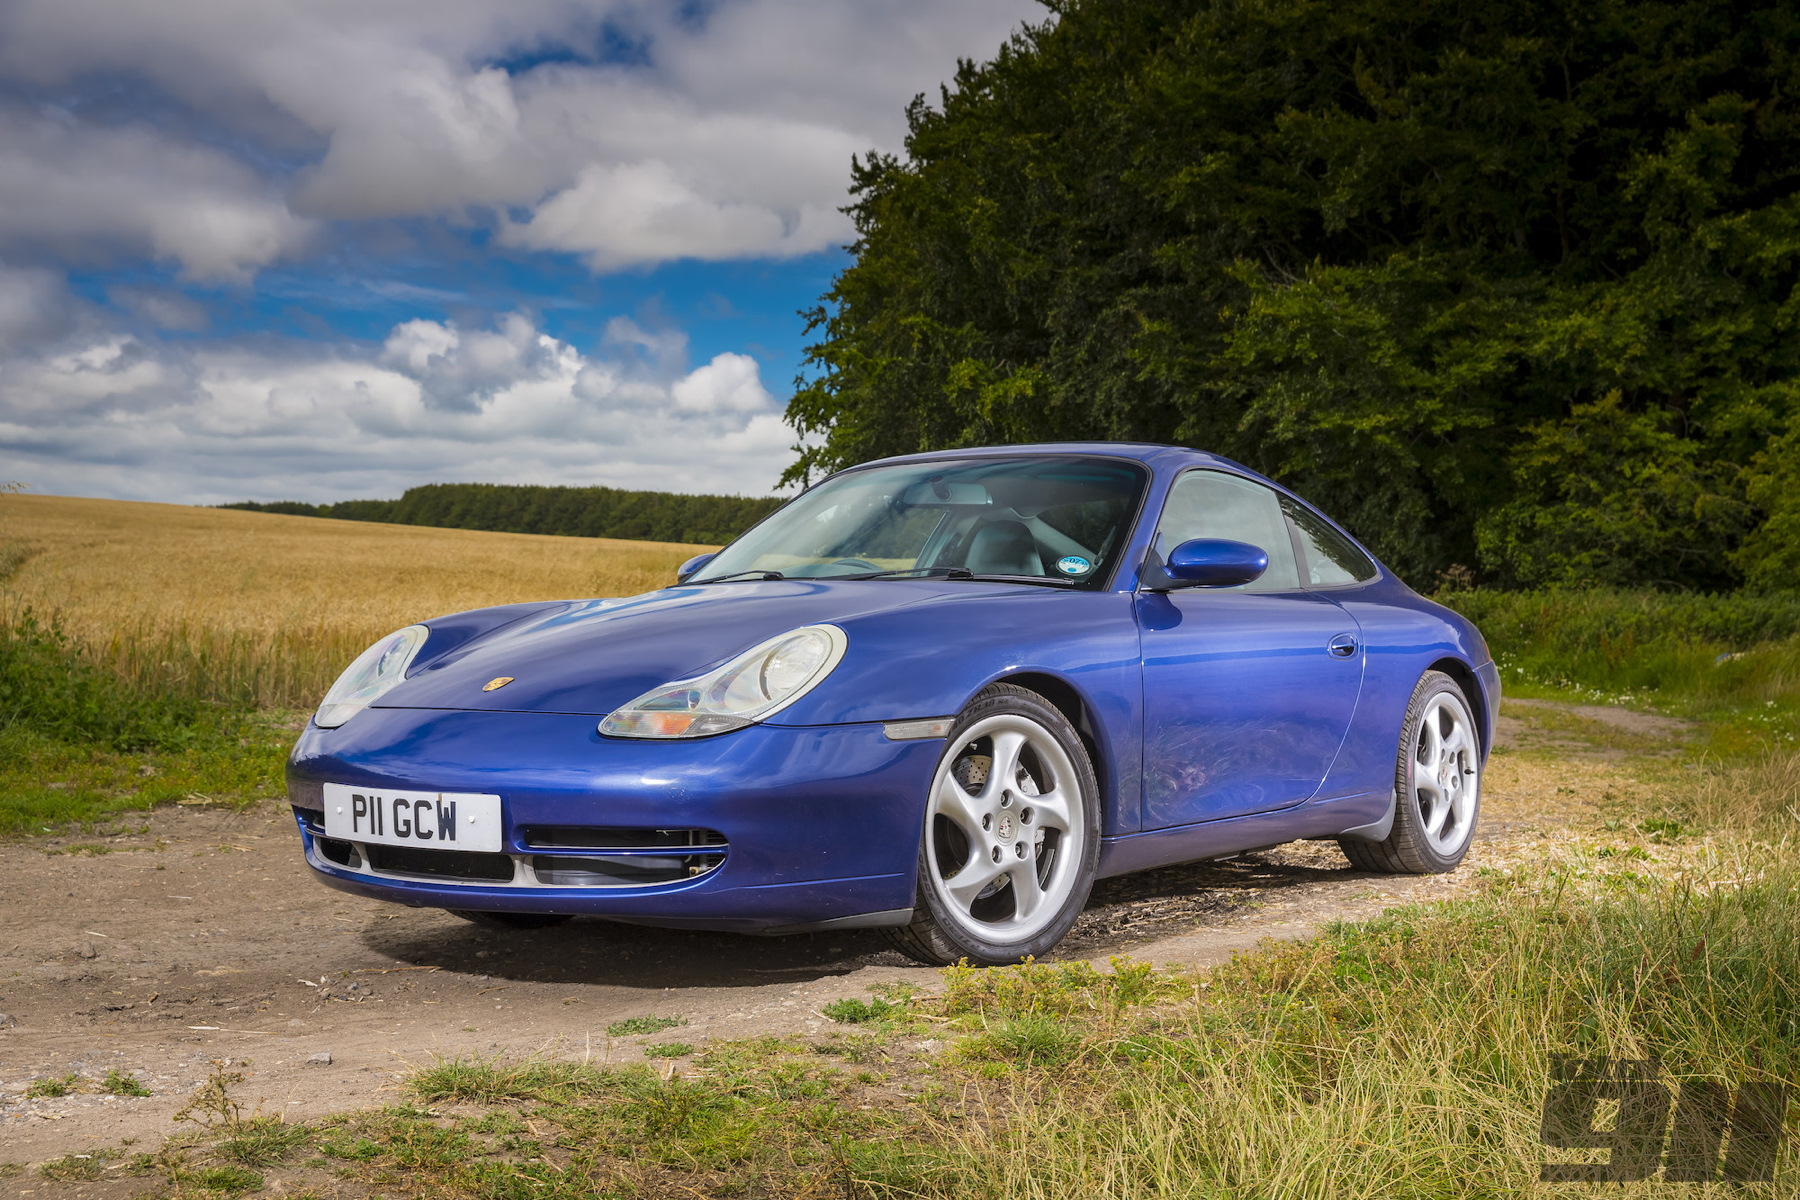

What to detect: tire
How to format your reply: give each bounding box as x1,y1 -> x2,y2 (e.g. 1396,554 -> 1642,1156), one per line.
1339,670 -> 1481,874
884,683 -> 1102,966
447,910 -> 574,930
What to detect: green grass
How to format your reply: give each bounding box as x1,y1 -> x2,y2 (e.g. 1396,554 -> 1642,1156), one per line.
1438,586 -> 1800,750
0,612 -> 291,837
604,1014 -> 686,1037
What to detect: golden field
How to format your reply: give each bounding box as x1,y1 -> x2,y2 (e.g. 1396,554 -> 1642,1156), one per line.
0,494 -> 708,707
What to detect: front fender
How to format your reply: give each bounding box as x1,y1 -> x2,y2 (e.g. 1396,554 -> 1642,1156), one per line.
769,588 -> 1145,834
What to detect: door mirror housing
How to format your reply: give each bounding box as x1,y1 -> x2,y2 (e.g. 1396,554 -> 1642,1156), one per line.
676,552 -> 716,582
1157,538 -> 1269,589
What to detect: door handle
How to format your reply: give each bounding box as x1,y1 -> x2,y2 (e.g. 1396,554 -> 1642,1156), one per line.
1328,634 -> 1358,658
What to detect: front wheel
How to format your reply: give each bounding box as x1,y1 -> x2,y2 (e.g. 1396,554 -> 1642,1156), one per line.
1339,670 -> 1481,874
884,684 -> 1101,966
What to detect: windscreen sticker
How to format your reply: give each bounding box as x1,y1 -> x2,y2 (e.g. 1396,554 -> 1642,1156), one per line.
1056,555 -> 1093,576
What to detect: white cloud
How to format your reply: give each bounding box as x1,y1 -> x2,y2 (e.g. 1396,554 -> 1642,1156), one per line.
672,352 -> 773,414
0,107 -> 311,281
0,313 -> 794,503
0,263 -> 75,351
0,0 -> 1041,269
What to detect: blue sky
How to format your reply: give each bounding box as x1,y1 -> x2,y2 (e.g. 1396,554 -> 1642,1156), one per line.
0,0 -> 1042,503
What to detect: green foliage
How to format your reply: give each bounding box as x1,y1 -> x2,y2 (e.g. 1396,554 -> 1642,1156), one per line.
38,1151 -> 109,1182
1475,394 -> 1751,589
1735,415 -> 1800,590
792,0 -> 1800,588
222,481 -> 782,546
102,1069 -> 152,1097
1438,587 -> 1800,732
821,996 -> 902,1025
214,1118 -> 309,1168
642,1042 -> 694,1058
26,1073 -> 80,1098
0,613 -> 287,837
605,1014 -> 686,1037
0,612 -> 201,751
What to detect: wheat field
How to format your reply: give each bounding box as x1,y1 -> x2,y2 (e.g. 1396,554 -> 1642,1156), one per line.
0,494 -> 709,707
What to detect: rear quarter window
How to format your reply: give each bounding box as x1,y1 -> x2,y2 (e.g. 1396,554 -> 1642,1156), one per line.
1281,498 -> 1378,586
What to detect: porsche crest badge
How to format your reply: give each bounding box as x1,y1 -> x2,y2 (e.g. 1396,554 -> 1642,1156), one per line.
482,677 -> 515,691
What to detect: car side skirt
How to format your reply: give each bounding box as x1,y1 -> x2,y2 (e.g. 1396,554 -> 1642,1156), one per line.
1095,790 -> 1388,878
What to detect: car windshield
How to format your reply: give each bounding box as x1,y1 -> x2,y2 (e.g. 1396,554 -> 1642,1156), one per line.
694,456 -> 1148,588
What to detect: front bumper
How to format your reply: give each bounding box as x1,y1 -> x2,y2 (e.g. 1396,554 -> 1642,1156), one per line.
287,709 -> 936,930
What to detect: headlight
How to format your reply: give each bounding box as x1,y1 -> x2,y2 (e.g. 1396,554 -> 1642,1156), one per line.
600,624 -> 847,739
314,624 -> 429,728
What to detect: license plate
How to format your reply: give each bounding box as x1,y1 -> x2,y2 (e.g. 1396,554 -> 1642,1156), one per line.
321,784 -> 504,853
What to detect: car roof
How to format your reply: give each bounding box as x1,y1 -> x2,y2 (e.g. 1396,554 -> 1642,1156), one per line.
854,441 -> 1235,473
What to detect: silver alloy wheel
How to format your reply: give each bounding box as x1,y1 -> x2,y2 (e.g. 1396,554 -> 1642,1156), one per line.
1412,690 -> 1479,855
924,713 -> 1087,943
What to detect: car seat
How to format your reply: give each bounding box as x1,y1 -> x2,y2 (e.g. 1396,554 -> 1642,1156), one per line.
965,519 -> 1044,576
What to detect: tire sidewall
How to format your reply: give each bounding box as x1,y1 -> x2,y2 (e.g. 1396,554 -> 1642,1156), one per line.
1392,672 -> 1481,872
911,686 -> 1102,964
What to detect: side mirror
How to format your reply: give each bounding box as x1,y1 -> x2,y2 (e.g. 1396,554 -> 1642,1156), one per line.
1160,538 -> 1268,588
676,552 -> 715,582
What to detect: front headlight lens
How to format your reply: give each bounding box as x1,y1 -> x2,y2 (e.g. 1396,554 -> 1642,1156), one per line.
600,624 -> 847,739
314,624 -> 429,728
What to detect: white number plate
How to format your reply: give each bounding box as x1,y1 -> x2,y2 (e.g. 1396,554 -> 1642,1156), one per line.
322,784 -> 504,853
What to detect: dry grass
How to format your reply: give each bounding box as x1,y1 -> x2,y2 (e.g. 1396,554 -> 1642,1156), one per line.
0,494 -> 708,707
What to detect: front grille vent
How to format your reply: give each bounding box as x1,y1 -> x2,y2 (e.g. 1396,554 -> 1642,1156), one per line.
298,808 -> 727,888
522,826 -> 728,851
366,844 -> 517,882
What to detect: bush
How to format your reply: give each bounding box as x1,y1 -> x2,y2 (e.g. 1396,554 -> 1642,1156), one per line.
0,612 -> 205,750
1439,587 -> 1800,709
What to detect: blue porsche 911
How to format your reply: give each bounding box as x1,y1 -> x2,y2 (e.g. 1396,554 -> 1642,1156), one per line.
287,443 -> 1498,965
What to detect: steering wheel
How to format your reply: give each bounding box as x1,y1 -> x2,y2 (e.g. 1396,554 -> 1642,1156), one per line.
824,558 -> 882,574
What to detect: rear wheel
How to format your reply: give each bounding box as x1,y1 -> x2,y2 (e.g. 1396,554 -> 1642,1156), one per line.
447,910 -> 573,930
1339,670 -> 1481,873
884,684 -> 1101,966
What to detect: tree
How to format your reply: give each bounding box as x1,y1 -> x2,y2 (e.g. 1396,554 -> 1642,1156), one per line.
787,0 -> 1800,588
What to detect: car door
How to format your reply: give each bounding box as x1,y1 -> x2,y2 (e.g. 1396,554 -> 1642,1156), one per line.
1136,470 -> 1365,828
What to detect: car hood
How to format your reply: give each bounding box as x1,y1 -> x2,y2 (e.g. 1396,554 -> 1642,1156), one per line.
376,579 -> 973,718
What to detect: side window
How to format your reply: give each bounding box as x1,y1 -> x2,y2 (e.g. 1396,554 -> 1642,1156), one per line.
1281,497 -> 1378,586
1153,471 -> 1301,592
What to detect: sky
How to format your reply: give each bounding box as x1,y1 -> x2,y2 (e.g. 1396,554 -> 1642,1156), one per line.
0,0 -> 1044,504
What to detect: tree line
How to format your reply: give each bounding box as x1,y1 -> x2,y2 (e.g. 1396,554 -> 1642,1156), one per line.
786,0 -> 1800,592
222,483 -> 784,546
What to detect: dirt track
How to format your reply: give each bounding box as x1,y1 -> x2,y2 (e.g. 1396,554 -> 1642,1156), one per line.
0,699 -> 1676,1170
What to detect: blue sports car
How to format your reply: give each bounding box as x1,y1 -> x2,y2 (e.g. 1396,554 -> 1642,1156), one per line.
287,443 -> 1498,965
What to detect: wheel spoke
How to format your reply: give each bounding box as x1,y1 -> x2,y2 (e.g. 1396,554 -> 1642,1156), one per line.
1440,720 -> 1473,760
945,858 -> 1009,911
981,729 -> 1028,806
1007,859 -> 1049,922
1415,774 -> 1444,828
1417,712 -> 1442,764
1027,786 -> 1074,833
932,774 -> 985,839
1422,794 -> 1451,837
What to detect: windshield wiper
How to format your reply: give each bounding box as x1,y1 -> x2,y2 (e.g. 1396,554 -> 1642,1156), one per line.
837,567 -> 976,581
838,566 -> 1073,588
961,574 -> 1075,588
690,569 -> 785,584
